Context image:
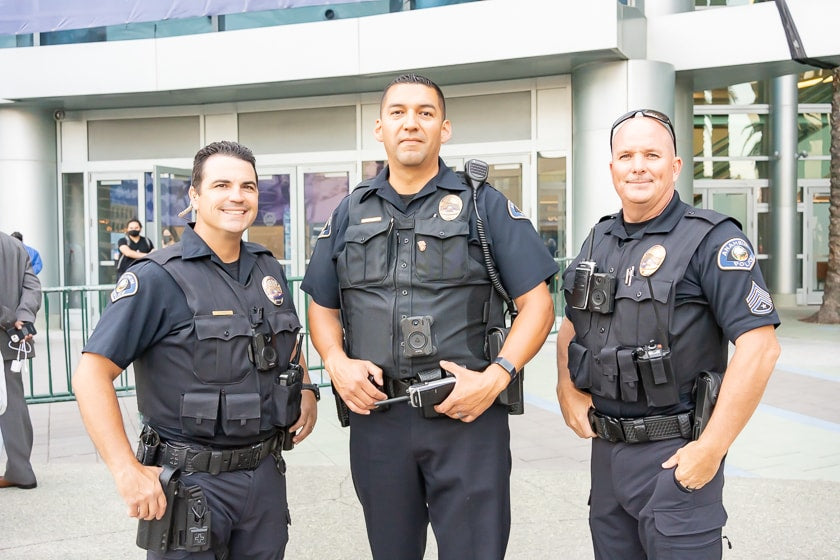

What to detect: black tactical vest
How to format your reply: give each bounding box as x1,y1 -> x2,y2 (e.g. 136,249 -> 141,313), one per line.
565,203 -> 732,411
337,184 -> 504,379
134,244 -> 301,446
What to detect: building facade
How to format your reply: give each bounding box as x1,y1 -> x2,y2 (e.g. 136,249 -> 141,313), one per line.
0,0 -> 836,307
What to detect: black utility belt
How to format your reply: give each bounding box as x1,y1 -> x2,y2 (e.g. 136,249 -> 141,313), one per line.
136,428 -> 282,475
588,409 -> 693,444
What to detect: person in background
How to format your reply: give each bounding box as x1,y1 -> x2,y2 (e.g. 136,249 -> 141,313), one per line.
0,231 -> 41,490
160,227 -> 178,247
116,218 -> 154,275
10,231 -> 43,275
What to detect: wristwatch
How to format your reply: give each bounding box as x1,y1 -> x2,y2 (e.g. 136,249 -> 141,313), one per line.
492,356 -> 518,380
301,383 -> 321,401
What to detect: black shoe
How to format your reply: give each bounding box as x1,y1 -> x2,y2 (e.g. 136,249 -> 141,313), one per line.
0,476 -> 37,489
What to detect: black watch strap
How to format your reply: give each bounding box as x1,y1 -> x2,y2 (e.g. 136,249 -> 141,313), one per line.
301,383 -> 321,401
492,356 -> 517,380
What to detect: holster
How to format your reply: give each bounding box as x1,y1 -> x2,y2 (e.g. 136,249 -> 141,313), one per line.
487,326 -> 524,415
333,382 -> 351,428
692,370 -> 723,440
136,465 -> 212,554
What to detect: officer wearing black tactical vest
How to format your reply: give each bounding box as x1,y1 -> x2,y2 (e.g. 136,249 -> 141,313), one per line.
302,74 -> 558,560
556,109 -> 781,559
73,141 -> 317,560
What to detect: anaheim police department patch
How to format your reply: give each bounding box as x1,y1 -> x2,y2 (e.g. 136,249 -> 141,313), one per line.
507,200 -> 528,220
110,272 -> 139,302
318,215 -> 332,239
745,280 -> 774,315
717,238 -> 755,271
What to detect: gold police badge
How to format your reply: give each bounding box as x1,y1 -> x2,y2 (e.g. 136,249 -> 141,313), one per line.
261,276 -> 284,306
639,245 -> 666,277
438,194 -> 463,221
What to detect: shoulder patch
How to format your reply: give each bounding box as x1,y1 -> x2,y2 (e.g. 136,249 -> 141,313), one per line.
318,215 -> 332,239
507,200 -> 528,220
111,272 -> 139,302
745,281 -> 774,315
717,237 -> 755,271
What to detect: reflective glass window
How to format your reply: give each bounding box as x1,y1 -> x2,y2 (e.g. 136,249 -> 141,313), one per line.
693,113 -> 768,158
797,70 -> 833,104
798,112 -> 830,157
693,82 -> 767,105
251,175 -> 292,261
537,155 -> 566,259
304,172 -> 349,260
798,159 -> 830,179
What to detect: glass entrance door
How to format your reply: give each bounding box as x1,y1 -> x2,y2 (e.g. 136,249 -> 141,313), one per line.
153,166 -> 192,248
693,183 -> 756,241
91,172 -> 146,286
803,185 -> 830,304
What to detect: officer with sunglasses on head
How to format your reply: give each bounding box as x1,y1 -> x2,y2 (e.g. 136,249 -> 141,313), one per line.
556,109 -> 781,559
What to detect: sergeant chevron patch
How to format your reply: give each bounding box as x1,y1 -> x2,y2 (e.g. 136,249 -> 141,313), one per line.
745,281 -> 774,315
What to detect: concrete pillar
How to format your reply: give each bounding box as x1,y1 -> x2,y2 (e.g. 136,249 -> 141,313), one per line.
0,106 -> 59,288
571,60 -> 676,251
768,74 -> 799,296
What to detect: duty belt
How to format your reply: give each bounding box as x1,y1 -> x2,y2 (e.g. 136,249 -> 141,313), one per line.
155,433 -> 282,475
588,410 -> 693,444
383,368 -> 446,399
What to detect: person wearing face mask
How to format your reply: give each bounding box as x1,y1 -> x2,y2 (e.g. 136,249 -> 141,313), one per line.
116,219 -> 154,276
160,228 -> 178,248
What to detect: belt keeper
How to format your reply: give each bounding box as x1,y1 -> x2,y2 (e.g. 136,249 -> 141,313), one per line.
629,418 -> 650,443
208,450 -> 224,475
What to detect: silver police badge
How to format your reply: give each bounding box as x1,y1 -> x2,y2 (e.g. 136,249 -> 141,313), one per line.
262,276 -> 284,306
439,194 -> 463,221
639,245 -> 666,277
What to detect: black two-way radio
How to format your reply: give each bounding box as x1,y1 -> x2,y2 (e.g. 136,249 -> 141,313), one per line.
464,159 -> 524,414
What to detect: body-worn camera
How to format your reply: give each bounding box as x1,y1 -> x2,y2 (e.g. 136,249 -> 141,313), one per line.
250,331 -> 278,371
569,261 -> 615,314
5,322 -> 37,344
634,341 -> 679,407
400,315 -> 437,358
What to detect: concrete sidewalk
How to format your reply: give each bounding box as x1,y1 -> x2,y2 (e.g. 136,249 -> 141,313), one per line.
1,306 -> 839,559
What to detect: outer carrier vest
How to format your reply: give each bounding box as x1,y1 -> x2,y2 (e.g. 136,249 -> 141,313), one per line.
337,183 -> 505,380
565,203 -> 733,410
134,243 -> 301,446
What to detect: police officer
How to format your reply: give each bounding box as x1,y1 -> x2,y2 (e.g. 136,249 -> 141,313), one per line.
302,74 -> 558,560
73,141 -> 317,559
556,109 -> 781,559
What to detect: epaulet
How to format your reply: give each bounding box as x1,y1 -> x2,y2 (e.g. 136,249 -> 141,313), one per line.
144,244 -> 182,266
243,241 -> 273,256
685,207 -> 740,229
597,213 -> 619,224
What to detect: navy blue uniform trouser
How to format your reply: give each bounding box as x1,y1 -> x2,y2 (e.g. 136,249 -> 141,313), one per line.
349,402 -> 511,560
147,453 -> 290,560
589,437 -> 728,560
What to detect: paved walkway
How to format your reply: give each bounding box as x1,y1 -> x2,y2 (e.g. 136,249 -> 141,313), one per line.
1,306 -> 839,559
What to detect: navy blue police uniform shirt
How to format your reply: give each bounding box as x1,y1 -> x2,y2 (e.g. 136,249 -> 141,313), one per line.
301,159 -> 559,310
83,224 -> 277,370
564,192 -> 780,354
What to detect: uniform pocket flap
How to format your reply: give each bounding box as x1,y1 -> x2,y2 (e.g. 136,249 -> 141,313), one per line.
654,501 -> 728,536
415,219 -> 469,239
345,221 -> 391,244
265,310 -> 302,335
181,392 -> 220,422
224,392 -> 261,421
194,314 -> 251,341
615,277 -> 672,304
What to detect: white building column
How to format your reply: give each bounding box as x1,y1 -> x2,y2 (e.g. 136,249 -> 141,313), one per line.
570,59 -> 676,251
0,107 -> 58,287
769,74 -> 799,297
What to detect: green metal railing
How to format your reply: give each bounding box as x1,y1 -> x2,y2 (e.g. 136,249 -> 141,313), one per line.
25,263 -> 569,405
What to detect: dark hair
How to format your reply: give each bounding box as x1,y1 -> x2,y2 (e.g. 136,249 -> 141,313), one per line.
191,140 -> 257,190
381,73 -> 446,119
11,231 -> 22,242
126,218 -> 141,229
